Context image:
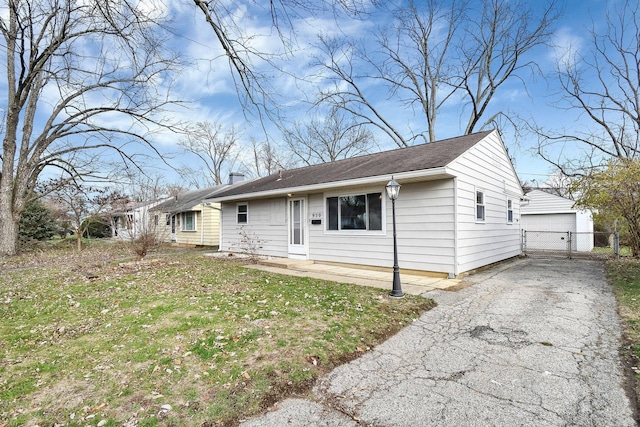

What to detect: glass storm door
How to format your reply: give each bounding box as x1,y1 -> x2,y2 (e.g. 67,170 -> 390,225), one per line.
288,198 -> 307,258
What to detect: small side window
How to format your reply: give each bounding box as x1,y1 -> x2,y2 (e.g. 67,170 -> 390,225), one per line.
476,190 -> 485,222
237,203 -> 248,224
507,199 -> 513,224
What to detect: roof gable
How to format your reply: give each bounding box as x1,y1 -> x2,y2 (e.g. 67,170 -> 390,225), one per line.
154,185 -> 228,213
213,130 -> 493,200
521,189 -> 577,213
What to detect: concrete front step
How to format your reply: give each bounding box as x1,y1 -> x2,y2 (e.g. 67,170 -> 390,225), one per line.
257,257 -> 315,269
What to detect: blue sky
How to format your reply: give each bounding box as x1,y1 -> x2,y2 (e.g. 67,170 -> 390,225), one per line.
3,0 -> 616,190
147,0 -> 615,188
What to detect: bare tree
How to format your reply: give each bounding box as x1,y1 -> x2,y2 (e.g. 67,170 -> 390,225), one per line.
0,0 -> 181,256
177,121 -> 241,188
317,0 -> 464,146
535,0 -> 640,176
249,139 -> 292,178
192,0 -> 369,119
105,170 -> 173,259
45,180 -> 121,252
315,0 -> 558,146
458,0 -> 558,134
283,106 -> 376,165
165,184 -> 189,198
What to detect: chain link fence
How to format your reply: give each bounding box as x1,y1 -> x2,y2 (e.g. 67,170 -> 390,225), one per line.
522,230 -> 619,259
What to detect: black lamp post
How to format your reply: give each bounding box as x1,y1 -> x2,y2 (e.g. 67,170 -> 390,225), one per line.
386,177 -> 403,298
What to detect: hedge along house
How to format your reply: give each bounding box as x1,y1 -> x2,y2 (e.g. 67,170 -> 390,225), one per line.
209,130 -> 524,277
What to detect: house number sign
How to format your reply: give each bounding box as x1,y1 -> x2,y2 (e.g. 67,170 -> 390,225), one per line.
311,211 -> 322,225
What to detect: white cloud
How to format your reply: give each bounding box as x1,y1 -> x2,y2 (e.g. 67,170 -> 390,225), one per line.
551,27 -> 584,69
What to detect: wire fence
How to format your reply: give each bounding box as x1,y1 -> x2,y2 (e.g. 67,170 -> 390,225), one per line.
522,230 -> 619,259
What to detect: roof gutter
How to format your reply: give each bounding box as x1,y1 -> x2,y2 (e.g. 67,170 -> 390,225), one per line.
211,167 -> 455,202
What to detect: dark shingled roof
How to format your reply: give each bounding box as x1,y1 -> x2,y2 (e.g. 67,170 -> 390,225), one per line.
212,131 -> 493,199
154,185 -> 228,213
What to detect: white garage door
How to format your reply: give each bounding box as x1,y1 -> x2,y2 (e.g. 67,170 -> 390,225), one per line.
521,213 -> 576,232
521,213 -> 576,251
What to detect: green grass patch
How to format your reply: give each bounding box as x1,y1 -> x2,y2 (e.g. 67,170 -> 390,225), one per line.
607,260 -> 640,351
606,259 -> 640,413
0,245 -> 434,426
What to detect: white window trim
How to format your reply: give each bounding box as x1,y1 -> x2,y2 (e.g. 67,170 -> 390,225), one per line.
507,198 -> 513,224
475,188 -> 486,223
236,202 -> 249,224
181,211 -> 197,232
323,191 -> 386,235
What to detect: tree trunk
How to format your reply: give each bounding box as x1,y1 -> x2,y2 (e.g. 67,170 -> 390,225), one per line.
76,229 -> 83,252
0,202 -> 20,256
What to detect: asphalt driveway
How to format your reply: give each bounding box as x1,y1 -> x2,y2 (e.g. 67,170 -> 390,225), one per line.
241,257 -> 637,426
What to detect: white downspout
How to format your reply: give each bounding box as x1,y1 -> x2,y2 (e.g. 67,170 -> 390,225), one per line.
218,204 -> 223,251
200,203 -> 205,245
202,202 -> 223,250
453,177 -> 459,278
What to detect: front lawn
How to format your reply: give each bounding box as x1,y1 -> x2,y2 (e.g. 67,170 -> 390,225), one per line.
606,260 -> 640,414
0,246 -> 434,426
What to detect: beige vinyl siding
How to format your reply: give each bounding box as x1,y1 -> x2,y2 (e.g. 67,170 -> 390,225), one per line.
220,198 -> 288,257
173,202 -> 221,246
156,213 -> 172,243
175,210 -> 200,245
448,131 -> 523,274
198,203 -> 221,246
308,181 -> 456,275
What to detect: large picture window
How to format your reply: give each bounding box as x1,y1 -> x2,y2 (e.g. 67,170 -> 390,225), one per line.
326,192 -> 382,231
181,211 -> 196,231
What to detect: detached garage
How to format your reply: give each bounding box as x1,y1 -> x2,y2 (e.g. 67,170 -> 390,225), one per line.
521,190 -> 594,252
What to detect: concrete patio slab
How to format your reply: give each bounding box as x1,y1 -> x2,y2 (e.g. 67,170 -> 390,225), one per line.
243,257 -> 461,295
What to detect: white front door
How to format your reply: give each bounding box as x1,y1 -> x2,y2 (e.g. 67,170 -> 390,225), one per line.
288,198 -> 307,258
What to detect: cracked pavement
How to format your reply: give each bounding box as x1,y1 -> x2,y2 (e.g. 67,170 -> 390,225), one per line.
241,258 -> 637,426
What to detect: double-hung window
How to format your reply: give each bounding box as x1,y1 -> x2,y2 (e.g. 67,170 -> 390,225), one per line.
326,193 -> 382,231
507,199 -> 513,223
476,190 -> 485,222
182,211 -> 196,231
237,203 -> 248,224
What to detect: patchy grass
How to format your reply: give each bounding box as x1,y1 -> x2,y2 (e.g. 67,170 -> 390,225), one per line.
606,259 -> 640,416
0,238 -> 131,272
593,246 -> 633,257
0,245 -> 434,426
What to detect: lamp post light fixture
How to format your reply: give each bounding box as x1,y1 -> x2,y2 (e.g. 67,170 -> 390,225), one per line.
386,177 -> 404,298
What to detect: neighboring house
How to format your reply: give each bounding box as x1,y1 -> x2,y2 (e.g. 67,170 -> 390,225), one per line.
152,187 -> 223,247
153,174 -> 247,247
520,189 -> 594,252
111,199 -> 168,240
210,130 -> 523,277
